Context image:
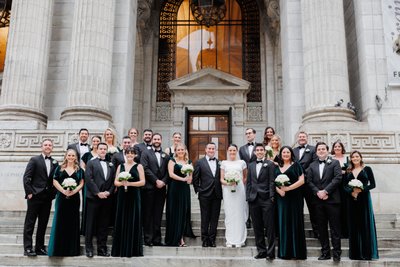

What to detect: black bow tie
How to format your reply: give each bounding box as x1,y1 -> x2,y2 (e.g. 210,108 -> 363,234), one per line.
99,158 -> 106,162
154,150 -> 161,153
247,142 -> 254,146
208,158 -> 216,161
146,143 -> 152,147
256,160 -> 263,164
319,160 -> 326,164
80,143 -> 88,146
45,156 -> 51,160
298,145 -> 305,149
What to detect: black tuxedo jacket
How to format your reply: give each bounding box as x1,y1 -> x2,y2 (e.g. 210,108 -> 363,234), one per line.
67,142 -> 89,159
134,142 -> 152,162
192,157 -> 222,200
111,151 -> 125,169
306,159 -> 342,204
85,158 -> 116,199
23,155 -> 59,199
293,144 -> 317,172
140,149 -> 170,190
239,144 -> 257,166
246,160 -> 275,203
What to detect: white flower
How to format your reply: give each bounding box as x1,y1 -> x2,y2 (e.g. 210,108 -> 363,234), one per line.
265,146 -> 273,158
326,158 -> 332,164
118,171 -> 132,181
348,179 -> 363,190
107,146 -> 119,154
109,162 -> 113,167
305,148 -> 310,153
52,159 -> 58,164
181,164 -> 194,175
224,170 -> 241,192
62,178 -> 77,190
263,163 -> 268,168
161,153 -> 166,158
275,174 -> 291,187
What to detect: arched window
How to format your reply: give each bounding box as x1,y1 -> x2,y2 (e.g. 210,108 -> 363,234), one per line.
157,0 -> 261,102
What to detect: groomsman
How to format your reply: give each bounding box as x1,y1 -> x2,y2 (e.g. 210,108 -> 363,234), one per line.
239,128 -> 257,228
293,131 -> 319,237
133,129 -> 153,162
246,144 -> 275,260
111,135 -> 132,168
67,128 -> 90,161
84,143 -> 116,257
140,133 -> 170,246
23,139 -> 59,256
193,142 -> 222,247
307,142 -> 342,262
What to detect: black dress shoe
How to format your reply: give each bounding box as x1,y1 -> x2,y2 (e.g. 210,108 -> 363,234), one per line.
35,247 -> 47,256
24,249 -> 37,257
202,240 -> 209,247
266,255 -> 275,261
86,251 -> 93,258
153,242 -> 165,246
144,242 -> 153,247
333,255 -> 341,262
97,249 -> 110,257
209,241 -> 216,247
254,252 -> 267,259
246,220 -> 252,229
318,254 -> 331,260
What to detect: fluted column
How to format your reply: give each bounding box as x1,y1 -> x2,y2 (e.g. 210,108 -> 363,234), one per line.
301,0 -> 355,122
60,1 -> 115,121
0,0 -> 54,124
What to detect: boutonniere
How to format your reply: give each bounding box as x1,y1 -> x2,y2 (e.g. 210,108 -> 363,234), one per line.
52,159 -> 58,165
326,158 -> 332,165
109,162 -> 113,167
161,153 -> 166,158
305,148 -> 310,153
218,161 -> 221,166
263,163 -> 268,168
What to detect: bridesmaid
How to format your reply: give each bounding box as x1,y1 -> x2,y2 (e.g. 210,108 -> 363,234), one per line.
128,127 -> 139,147
344,151 -> 379,260
112,147 -> 145,257
268,134 -> 282,162
262,126 -> 275,147
165,142 -> 195,247
103,128 -> 120,161
330,140 -> 349,238
274,146 -> 307,260
48,149 -> 84,256
165,132 -> 182,157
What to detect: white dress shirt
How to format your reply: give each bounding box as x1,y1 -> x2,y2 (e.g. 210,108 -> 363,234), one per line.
100,160 -> 108,180
79,143 -> 90,158
154,148 -> 162,166
319,161 -> 325,180
256,158 -> 264,178
206,155 -> 217,177
42,154 -> 51,176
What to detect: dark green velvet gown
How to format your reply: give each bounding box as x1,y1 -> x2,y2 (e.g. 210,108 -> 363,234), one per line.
344,166 -> 379,260
48,167 -> 83,256
165,159 -> 195,246
275,162 -> 307,259
338,156 -> 349,238
111,164 -> 143,257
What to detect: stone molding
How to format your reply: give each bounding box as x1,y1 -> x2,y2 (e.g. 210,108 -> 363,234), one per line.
155,102 -> 171,122
247,104 -> 263,122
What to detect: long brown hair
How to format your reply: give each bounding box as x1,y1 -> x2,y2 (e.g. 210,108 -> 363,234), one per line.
347,150 -> 364,172
60,149 -> 80,171
263,126 -> 275,146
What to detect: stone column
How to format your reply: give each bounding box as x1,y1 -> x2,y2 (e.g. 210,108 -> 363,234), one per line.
60,1 -> 115,121
301,0 -> 355,123
0,0 -> 54,127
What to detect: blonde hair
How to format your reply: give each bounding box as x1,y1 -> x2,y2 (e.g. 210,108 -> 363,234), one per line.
173,142 -> 189,162
270,134 -> 282,151
103,128 -> 117,146
61,149 -> 80,171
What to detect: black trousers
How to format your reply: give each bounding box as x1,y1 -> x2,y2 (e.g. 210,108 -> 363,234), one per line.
141,187 -> 166,244
23,195 -> 52,250
85,197 -> 112,252
249,198 -> 275,256
314,201 -> 341,255
304,186 -> 319,235
199,197 -> 221,243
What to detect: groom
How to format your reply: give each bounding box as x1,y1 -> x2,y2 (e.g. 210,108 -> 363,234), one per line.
246,143 -> 275,260
193,142 -> 222,247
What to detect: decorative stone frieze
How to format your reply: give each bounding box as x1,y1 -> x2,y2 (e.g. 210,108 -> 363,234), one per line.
247,104 -> 263,122
156,102 -> 171,122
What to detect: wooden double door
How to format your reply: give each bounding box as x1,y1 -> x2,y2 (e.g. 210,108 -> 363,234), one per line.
187,112 -> 230,165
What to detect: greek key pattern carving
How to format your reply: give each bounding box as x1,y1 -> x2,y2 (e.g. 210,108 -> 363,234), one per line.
351,135 -> 396,150
156,103 -> 171,121
15,133 -> 64,149
247,106 -> 263,121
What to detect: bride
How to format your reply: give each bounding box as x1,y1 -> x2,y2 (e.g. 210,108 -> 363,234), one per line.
220,144 -> 248,247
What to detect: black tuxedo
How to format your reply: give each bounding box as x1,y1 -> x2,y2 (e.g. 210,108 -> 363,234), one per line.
67,142 -> 89,160
22,154 -> 58,251
307,158 -> 342,256
239,143 -> 257,166
246,159 -> 275,256
133,142 -> 152,162
293,144 -> 319,236
111,151 -> 125,169
192,157 -> 222,244
140,148 -> 170,245
84,158 -> 116,252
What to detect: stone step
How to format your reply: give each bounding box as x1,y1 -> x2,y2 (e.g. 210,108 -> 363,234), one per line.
0,254 -> 399,267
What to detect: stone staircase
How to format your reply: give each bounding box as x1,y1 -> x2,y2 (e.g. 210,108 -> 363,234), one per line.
0,207 -> 400,266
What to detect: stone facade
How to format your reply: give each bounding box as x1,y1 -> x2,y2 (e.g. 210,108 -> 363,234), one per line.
0,0 -> 399,212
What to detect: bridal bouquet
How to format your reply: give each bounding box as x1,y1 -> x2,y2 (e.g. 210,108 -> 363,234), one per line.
62,178 -> 77,191
181,164 -> 194,175
348,178 -> 363,190
108,146 -> 119,154
118,171 -> 132,192
275,174 -> 291,187
224,170 -> 241,192
265,146 -> 274,158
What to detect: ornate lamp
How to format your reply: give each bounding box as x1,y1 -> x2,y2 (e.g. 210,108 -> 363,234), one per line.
190,0 -> 226,27
0,0 -> 11,28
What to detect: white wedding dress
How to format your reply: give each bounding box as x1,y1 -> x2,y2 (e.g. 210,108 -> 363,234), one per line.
221,160 -> 248,247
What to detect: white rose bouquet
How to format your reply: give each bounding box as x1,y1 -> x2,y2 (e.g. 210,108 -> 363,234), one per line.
181,164 -> 194,175
62,178 -> 77,191
275,174 -> 291,187
348,178 -> 363,200
118,171 -> 132,192
265,146 -> 274,158
224,170 -> 241,192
